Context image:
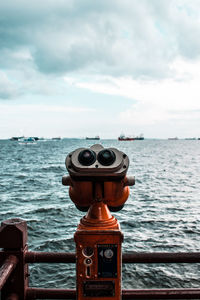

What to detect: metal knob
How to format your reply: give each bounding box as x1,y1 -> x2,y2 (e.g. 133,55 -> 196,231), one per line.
62,175 -> 72,186
124,176 -> 135,187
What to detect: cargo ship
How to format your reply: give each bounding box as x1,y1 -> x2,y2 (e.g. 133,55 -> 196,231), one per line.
86,135 -> 100,140
118,134 -> 144,141
168,137 -> 178,140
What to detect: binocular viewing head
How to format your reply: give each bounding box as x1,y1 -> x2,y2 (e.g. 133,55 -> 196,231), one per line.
65,144 -> 129,180
62,144 -> 134,212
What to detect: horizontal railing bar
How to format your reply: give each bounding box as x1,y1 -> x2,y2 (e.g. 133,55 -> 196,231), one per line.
26,288 -> 200,299
25,251 -> 76,263
24,251 -> 200,264
1,251 -> 199,264
122,288 -> 200,299
26,288 -> 76,299
0,255 -> 18,290
123,252 -> 200,263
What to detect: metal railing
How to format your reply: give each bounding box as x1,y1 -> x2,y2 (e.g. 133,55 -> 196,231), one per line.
0,218 -> 200,299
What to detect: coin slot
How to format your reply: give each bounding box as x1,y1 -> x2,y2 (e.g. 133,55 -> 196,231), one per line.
86,266 -> 91,277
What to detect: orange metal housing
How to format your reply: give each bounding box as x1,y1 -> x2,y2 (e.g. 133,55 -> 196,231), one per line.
69,179 -> 130,211
74,201 -> 123,300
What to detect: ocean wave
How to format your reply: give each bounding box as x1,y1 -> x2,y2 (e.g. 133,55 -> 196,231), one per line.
0,139 -> 200,290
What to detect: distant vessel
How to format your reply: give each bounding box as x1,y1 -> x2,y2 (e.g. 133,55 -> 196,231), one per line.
168,137 -> 178,140
10,136 -> 24,141
11,136 -> 39,141
185,138 -> 196,140
118,136 -> 134,141
86,136 -> 100,140
118,134 -> 144,141
52,137 -> 61,140
18,137 -> 36,144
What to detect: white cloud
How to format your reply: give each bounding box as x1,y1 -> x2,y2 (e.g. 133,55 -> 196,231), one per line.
0,103 -> 95,114
65,57 -> 200,134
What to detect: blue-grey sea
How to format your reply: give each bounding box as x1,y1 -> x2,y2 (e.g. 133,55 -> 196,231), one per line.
0,139 -> 200,292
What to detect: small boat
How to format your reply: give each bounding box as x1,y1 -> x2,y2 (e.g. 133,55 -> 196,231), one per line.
18,137 -> 36,144
86,136 -> 100,140
168,137 -> 178,140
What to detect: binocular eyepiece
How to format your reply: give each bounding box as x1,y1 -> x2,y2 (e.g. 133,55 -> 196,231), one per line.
78,148 -> 116,166
62,144 -> 134,212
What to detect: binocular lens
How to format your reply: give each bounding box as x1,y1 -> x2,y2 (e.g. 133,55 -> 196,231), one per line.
78,149 -> 96,166
97,149 -> 116,166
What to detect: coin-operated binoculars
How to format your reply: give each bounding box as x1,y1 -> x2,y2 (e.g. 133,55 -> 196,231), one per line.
62,144 -> 134,300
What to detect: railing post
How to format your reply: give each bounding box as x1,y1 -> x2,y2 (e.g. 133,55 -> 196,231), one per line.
0,218 -> 29,300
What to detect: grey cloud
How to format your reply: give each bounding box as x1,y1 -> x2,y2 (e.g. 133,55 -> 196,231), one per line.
1,0 -> 200,78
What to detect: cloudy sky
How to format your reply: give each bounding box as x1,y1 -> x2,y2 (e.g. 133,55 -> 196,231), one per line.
1,0 -> 200,139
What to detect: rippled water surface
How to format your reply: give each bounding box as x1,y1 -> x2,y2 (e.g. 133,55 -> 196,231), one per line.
0,139 -> 200,292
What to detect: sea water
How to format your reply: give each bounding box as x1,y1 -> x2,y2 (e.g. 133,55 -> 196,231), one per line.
0,139 -> 200,291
